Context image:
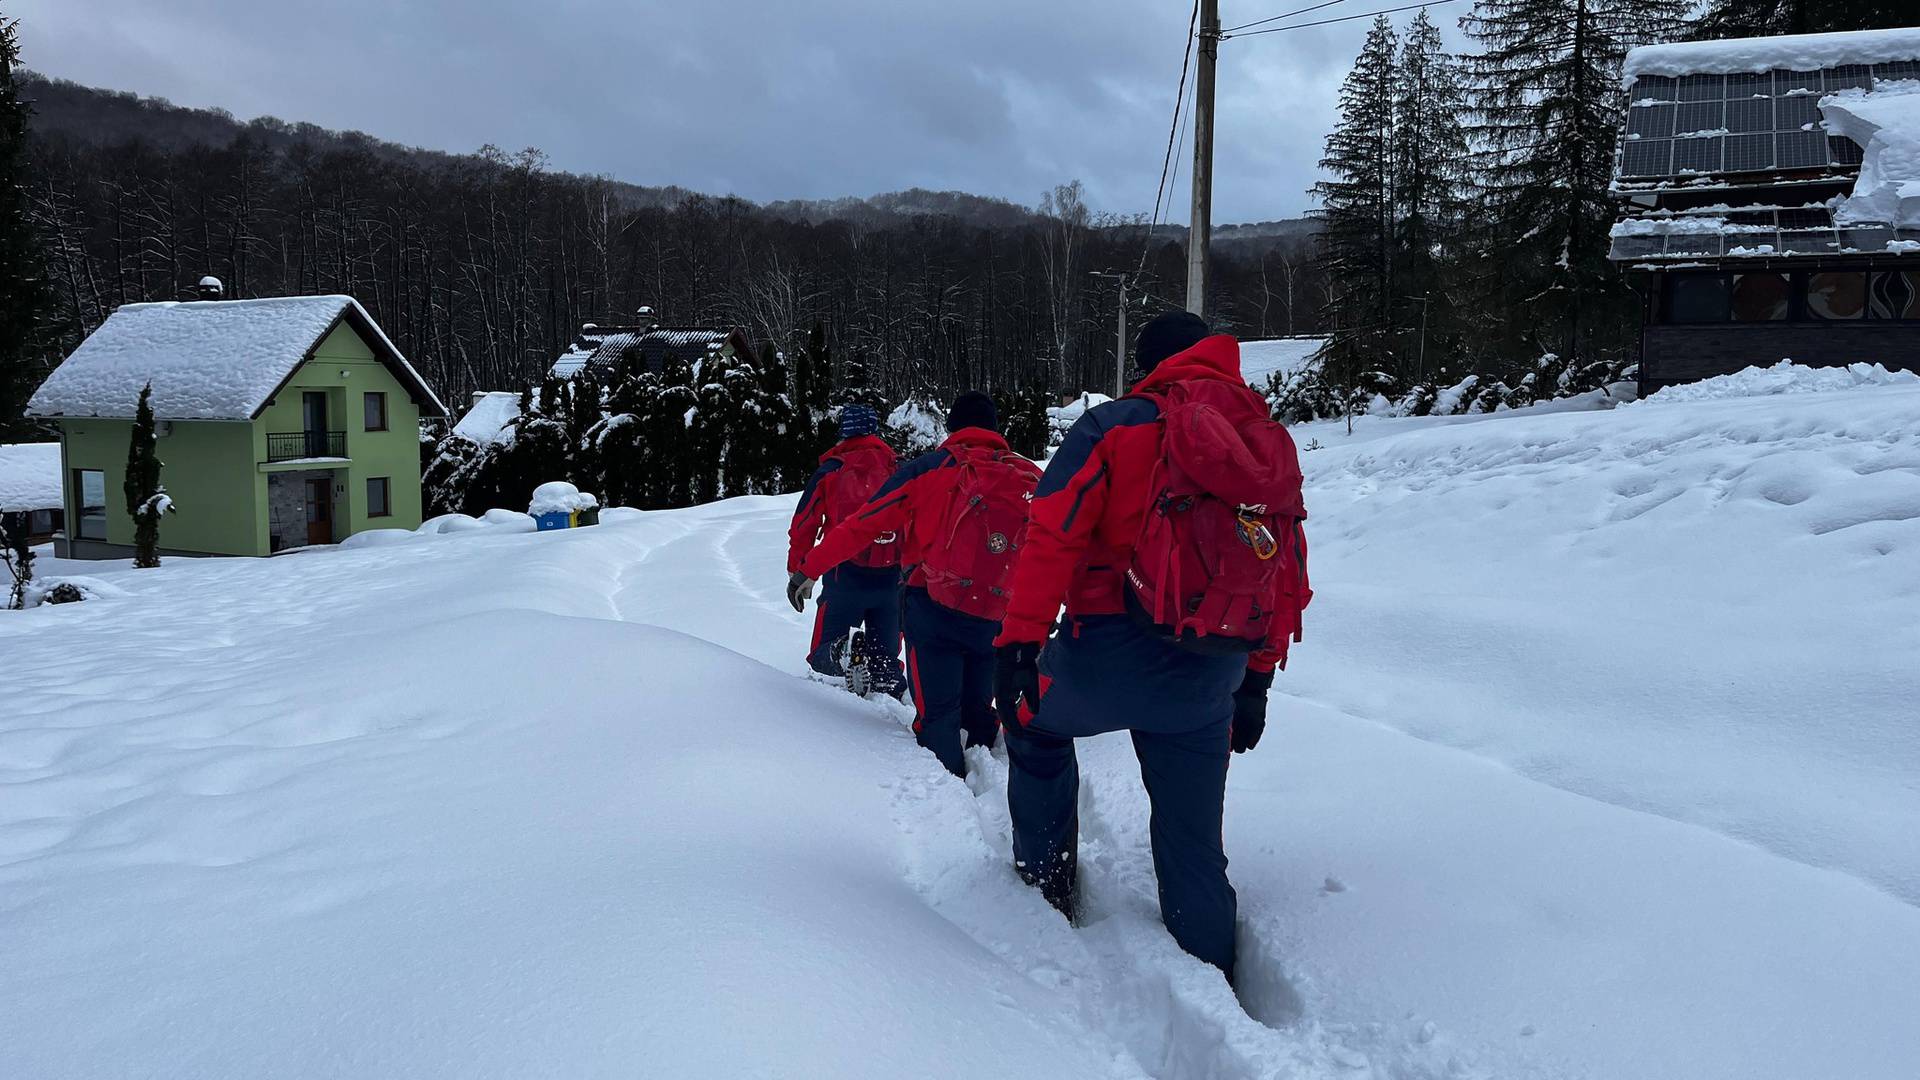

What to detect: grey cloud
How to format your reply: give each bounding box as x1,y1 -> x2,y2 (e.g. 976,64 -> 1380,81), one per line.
12,0 -> 1441,221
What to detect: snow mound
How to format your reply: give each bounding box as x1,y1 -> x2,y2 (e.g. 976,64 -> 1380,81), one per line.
1622,26 -> 1920,84
528,482 -> 599,517
0,443 -> 61,512
1640,360 -> 1920,405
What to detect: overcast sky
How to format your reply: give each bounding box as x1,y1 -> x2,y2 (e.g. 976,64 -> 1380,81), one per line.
12,0 -> 1468,222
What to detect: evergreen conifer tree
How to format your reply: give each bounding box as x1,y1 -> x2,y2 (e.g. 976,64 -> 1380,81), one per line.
1694,0 -> 1910,37
1392,9 -> 1470,387
1313,16 -> 1401,390
0,15 -> 48,441
1460,0 -> 1688,376
123,383 -> 172,568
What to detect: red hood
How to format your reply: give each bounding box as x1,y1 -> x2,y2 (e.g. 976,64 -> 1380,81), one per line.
942,427 -> 1010,452
820,433 -> 894,465
1131,333 -> 1244,395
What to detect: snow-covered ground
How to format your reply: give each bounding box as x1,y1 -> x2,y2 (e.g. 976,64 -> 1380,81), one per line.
4,367 -> 1918,1079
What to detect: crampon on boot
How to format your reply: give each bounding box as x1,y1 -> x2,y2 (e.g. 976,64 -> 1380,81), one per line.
843,631 -> 870,697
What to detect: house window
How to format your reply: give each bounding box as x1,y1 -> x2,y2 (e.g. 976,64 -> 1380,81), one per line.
1807,272 -> 1867,320
363,391 -> 389,432
1661,273 -> 1730,323
367,476 -> 391,518
74,469 -> 107,540
1730,273 -> 1790,321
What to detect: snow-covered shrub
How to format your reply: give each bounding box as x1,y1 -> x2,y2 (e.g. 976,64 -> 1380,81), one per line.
886,394 -> 946,455
1047,392 -> 1112,446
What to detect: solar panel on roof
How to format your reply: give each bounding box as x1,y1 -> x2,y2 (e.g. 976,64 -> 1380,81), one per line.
1723,72 -> 1770,98
1774,69 -> 1824,95
1873,60 -> 1920,82
1674,100 -> 1724,134
1620,139 -> 1673,177
1828,135 -> 1865,166
1674,136 -> 1723,173
1777,230 -> 1838,255
1720,132 -> 1774,171
1632,75 -> 1678,102
1678,73 -> 1724,101
1774,94 -> 1821,130
1628,103 -> 1676,138
1827,64 -> 1873,91
1725,98 -> 1772,134
1665,232 -> 1723,257
1777,207 -> 1832,230
1775,130 -> 1829,169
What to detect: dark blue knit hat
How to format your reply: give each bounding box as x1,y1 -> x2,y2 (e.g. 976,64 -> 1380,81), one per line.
945,390 -> 998,433
1135,310 -> 1210,373
838,404 -> 880,439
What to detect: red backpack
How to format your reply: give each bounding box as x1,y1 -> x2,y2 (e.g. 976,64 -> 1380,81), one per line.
1125,379 -> 1310,658
826,445 -> 901,569
921,447 -> 1043,621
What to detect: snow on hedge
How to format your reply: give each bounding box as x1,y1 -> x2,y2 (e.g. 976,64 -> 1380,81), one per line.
886,398 -> 946,453
1640,360 -> 1920,405
26,296 -> 428,421
0,443 -> 61,512
1622,26 -> 1920,84
1821,80 -> 1920,228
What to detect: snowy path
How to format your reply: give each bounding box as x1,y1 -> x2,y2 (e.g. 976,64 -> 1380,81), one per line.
5,374 -> 1918,1078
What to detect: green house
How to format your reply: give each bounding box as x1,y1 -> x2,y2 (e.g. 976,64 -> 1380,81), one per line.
26,294 -> 447,559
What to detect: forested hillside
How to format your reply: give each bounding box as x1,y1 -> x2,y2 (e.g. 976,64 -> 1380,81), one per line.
7,72 -> 1324,421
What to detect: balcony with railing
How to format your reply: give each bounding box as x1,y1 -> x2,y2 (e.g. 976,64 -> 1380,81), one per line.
266,430 -> 347,463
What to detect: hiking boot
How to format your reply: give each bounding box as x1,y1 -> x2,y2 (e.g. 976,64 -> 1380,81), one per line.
844,631 -> 870,696
1017,852 -> 1079,923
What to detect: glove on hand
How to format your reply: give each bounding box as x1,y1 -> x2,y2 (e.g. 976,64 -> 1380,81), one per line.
786,571 -> 815,613
995,642 -> 1044,728
1230,668 -> 1275,754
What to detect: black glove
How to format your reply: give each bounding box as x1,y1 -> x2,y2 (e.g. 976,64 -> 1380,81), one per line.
786,571 -> 815,613
995,642 -> 1044,728
1230,668 -> 1275,754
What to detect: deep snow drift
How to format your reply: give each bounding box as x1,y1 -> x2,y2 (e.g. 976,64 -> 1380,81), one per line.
4,369 -> 1918,1079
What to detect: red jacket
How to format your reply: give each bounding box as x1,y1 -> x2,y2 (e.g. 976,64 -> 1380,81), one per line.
994,335 -> 1307,672
800,428 -> 1013,587
786,435 -> 898,573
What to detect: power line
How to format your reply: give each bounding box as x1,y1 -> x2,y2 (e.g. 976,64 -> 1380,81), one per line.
1222,0 -> 1460,38
1222,0 -> 1351,35
1139,0 -> 1200,275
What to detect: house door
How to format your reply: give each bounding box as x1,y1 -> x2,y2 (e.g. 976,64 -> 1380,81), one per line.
305,478 -> 332,546
303,392 -> 329,458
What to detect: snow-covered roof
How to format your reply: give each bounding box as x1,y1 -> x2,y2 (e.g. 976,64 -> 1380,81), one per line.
1239,338 -> 1327,387
1822,80 -> 1920,228
0,442 -> 62,512
550,326 -> 747,382
1623,27 -> 1920,85
452,391 -> 521,447
27,295 -> 447,421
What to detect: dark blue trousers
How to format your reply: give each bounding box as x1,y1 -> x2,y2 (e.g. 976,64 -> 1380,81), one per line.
903,586 -> 1000,778
806,564 -> 903,690
1005,614 -> 1248,975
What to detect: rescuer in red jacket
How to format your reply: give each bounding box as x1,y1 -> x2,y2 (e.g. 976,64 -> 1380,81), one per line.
785,404 -> 903,695
991,312 -> 1310,981
801,392 -> 1039,777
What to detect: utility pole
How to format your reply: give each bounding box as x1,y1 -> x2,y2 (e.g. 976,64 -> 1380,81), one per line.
1404,293 -> 1431,382
1186,0 -> 1219,318
1092,271 -> 1129,396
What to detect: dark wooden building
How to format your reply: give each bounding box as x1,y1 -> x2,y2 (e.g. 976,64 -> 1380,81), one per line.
548,310 -> 755,386
1611,28 -> 1920,395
